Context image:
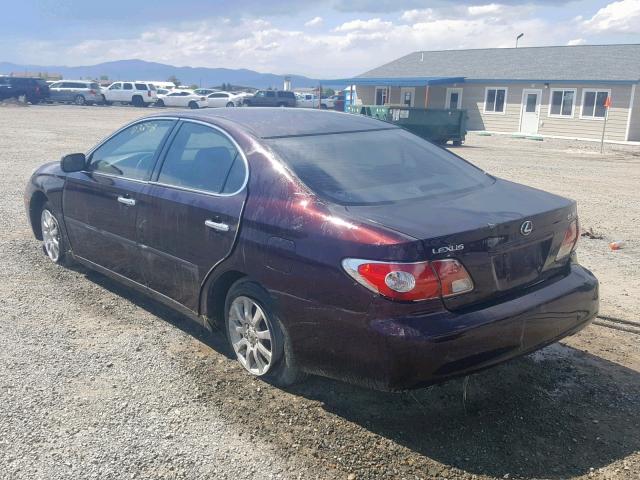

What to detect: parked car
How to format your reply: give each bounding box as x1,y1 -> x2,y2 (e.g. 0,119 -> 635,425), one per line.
48,80 -> 103,105
156,90 -> 207,109
206,91 -> 241,108
295,93 -> 332,109
25,109 -> 598,391
243,90 -> 296,107
101,81 -> 158,107
0,76 -> 50,104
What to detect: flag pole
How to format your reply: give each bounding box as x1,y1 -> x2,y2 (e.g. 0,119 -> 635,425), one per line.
600,95 -> 611,154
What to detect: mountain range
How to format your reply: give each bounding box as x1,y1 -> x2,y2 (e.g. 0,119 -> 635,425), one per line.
0,59 -> 334,89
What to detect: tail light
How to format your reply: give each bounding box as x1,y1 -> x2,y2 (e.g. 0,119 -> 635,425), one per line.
148,91 -> 152,97
556,219 -> 579,261
89,89 -> 96,94
342,258 -> 473,302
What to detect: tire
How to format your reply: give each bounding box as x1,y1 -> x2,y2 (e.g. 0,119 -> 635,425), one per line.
40,202 -> 70,266
132,95 -> 144,107
320,103 -> 328,109
74,95 -> 85,106
224,279 -> 306,387
156,99 -> 165,107
226,102 -> 234,107
452,140 -> 463,147
188,101 -> 199,109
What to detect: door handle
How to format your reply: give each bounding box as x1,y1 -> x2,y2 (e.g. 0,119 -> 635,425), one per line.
205,219 -> 230,232
117,196 -> 136,206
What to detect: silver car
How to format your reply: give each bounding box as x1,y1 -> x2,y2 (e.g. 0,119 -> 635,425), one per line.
48,80 -> 103,105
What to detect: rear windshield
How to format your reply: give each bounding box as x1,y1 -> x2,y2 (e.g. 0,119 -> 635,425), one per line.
267,129 -> 493,205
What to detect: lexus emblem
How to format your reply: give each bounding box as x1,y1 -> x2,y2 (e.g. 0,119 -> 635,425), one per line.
520,220 -> 533,236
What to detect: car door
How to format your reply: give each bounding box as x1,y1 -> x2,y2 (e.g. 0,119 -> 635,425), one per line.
48,82 -> 64,102
62,119 -> 176,283
208,92 -> 225,108
106,82 -> 122,102
122,82 -> 134,102
138,120 -> 248,311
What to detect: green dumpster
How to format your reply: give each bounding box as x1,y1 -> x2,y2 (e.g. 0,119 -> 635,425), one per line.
348,105 -> 467,145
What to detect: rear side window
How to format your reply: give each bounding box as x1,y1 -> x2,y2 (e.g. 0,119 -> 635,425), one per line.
268,128 -> 492,205
123,83 -> 133,90
89,83 -> 99,90
158,122 -> 244,194
135,83 -> 148,90
89,120 -> 174,180
266,91 -> 275,97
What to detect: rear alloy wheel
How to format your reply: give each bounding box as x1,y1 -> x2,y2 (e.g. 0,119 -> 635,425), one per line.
74,95 -> 85,106
225,280 -> 306,386
132,95 -> 144,107
40,204 -> 69,265
228,296 -> 274,376
226,102 -> 235,107
188,101 -> 199,109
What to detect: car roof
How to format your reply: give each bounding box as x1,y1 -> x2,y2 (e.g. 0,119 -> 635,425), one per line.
152,108 -> 398,139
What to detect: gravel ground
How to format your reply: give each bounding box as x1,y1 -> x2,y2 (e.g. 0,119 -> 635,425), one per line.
1,104 -> 639,480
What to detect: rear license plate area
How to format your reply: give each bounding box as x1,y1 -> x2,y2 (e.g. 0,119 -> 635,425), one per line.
493,240 -> 550,291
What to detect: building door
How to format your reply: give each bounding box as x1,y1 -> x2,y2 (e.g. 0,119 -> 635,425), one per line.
520,89 -> 542,134
446,88 -> 463,109
400,88 -> 415,107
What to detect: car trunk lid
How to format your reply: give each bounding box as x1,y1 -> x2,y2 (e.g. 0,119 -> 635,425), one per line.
341,179 -> 577,309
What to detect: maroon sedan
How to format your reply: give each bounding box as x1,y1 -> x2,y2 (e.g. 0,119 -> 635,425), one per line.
25,108 -> 598,390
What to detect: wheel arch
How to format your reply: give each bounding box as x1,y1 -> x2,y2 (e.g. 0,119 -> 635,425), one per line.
29,190 -> 49,240
200,269 -> 248,325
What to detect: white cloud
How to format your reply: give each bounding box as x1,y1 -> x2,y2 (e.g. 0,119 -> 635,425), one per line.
400,9 -> 435,23
304,16 -> 323,27
567,38 -> 586,45
582,0 -> 640,33
333,18 -> 393,32
467,4 -> 503,16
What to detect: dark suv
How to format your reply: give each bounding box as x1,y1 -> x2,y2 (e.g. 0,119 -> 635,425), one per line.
243,90 -> 296,107
0,77 -> 50,103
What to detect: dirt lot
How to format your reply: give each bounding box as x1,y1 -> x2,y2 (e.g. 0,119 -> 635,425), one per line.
1,104 -> 639,480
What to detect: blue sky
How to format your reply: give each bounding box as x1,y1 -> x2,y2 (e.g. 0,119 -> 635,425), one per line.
2,0 -> 639,76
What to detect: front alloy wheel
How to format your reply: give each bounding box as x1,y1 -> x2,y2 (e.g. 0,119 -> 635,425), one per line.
227,296 -> 273,375
41,209 -> 61,262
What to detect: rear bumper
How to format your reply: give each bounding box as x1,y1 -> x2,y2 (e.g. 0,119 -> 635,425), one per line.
373,263 -> 598,390
293,263 -> 598,391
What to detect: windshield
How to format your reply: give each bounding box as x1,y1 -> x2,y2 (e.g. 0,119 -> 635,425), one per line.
267,129 -> 493,205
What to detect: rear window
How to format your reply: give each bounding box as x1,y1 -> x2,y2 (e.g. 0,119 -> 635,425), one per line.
267,129 -> 493,205
89,83 -> 99,89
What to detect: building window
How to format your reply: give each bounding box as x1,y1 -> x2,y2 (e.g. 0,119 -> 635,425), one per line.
484,88 -> 507,114
446,88 -> 463,109
375,87 -> 388,106
581,89 -> 610,119
549,89 -> 576,117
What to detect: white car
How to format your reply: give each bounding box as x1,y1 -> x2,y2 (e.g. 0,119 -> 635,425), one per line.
295,93 -> 333,109
101,81 -> 158,107
156,90 -> 208,109
206,91 -> 241,108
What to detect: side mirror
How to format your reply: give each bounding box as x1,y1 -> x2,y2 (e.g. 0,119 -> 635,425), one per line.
60,153 -> 86,173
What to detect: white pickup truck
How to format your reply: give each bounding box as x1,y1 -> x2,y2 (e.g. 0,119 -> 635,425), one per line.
295,93 -> 334,109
